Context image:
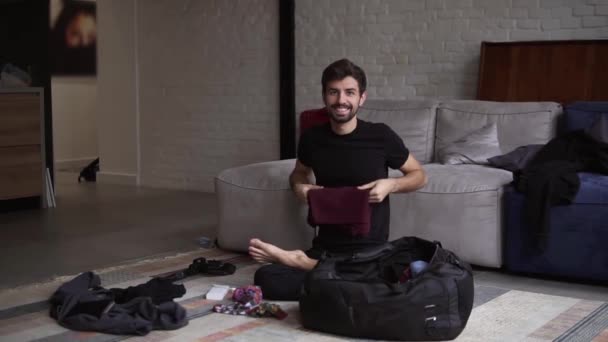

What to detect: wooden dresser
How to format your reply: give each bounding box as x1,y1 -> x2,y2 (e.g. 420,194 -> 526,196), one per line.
0,88 -> 47,206
477,40 -> 608,103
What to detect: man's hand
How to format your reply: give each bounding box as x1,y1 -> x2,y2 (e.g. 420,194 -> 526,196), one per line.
293,183 -> 324,203
357,179 -> 396,203
357,155 -> 427,203
290,160 -> 321,203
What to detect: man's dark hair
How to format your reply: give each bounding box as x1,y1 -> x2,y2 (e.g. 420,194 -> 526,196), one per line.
321,58 -> 367,95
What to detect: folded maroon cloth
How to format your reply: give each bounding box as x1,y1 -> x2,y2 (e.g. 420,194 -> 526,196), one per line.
307,187 -> 371,237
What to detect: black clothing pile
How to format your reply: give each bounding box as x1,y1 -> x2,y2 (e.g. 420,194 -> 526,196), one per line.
514,130 -> 608,249
49,272 -> 188,335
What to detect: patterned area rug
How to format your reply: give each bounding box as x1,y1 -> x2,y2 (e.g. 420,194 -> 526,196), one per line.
1,248 -> 607,342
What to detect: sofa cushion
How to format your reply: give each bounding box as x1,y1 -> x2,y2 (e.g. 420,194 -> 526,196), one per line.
574,172 -> 608,205
216,159 -> 296,190
436,123 -> 502,165
358,100 -> 438,164
388,163 -> 511,268
587,114 -> 608,144
503,185 -> 608,282
564,101 -> 608,132
389,163 -> 513,193
435,100 -> 562,162
215,159 -> 315,252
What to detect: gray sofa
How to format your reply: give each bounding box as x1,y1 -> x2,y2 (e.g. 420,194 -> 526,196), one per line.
215,100 -> 562,268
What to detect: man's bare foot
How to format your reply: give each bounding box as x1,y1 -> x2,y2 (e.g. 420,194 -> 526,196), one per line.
248,238 -> 318,271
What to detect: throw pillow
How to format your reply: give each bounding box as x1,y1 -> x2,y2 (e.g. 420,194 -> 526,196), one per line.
587,115 -> 608,144
437,123 -> 502,165
487,144 -> 544,172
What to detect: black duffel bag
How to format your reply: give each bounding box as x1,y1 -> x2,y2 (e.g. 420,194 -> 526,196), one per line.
299,236 -> 474,341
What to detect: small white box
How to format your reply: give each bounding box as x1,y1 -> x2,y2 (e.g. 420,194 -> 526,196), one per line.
206,285 -> 231,300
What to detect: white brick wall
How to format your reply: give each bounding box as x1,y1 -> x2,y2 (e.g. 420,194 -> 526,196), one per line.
295,0 -> 608,114
137,0 -> 279,192
115,0 -> 607,192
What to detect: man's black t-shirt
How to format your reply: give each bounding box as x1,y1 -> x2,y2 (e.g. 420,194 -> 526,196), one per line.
297,119 -> 409,253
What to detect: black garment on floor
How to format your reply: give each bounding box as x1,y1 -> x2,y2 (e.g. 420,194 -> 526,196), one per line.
49,272 -> 188,336
513,130 -> 608,249
110,277 -> 186,305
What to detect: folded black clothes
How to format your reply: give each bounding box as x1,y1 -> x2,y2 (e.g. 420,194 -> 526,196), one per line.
49,272 -> 188,336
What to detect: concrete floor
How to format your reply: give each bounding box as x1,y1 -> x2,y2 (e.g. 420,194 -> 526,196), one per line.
0,172 -> 606,301
0,171 -> 218,290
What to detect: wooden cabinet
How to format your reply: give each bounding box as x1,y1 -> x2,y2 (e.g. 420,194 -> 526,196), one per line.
0,88 -> 47,204
477,40 -> 608,103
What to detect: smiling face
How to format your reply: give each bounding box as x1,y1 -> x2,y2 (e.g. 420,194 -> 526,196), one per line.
323,76 -> 367,125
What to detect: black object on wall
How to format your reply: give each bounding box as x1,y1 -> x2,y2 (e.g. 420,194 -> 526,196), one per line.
0,0 -> 54,197
279,0 -> 296,159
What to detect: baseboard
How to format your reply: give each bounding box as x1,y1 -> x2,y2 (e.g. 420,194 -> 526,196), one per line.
55,157 -> 97,172
96,172 -> 137,186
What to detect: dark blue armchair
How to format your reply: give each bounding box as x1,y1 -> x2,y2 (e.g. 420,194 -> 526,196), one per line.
503,102 -> 608,282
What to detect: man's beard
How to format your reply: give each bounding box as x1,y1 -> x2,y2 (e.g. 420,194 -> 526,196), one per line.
328,104 -> 358,123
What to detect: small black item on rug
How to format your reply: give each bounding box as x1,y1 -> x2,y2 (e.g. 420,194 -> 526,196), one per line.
49,272 -> 188,336
156,257 -> 236,282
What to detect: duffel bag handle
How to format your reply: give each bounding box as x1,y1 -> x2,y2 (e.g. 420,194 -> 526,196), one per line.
430,244 -> 471,272
349,243 -> 394,262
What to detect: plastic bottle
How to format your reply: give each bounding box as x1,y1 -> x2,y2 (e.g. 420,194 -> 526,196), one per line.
410,260 -> 429,277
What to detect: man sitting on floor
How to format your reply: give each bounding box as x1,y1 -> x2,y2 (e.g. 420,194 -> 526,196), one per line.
249,58 -> 427,300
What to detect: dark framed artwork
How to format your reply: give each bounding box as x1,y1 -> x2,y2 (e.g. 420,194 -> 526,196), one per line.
50,0 -> 96,75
